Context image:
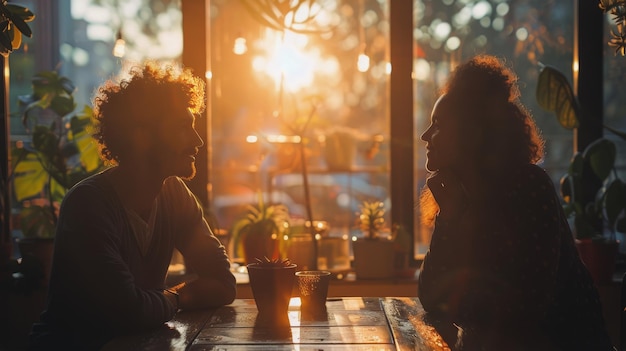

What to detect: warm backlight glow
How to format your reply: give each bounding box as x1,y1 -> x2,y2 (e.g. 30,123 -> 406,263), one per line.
252,29 -> 338,93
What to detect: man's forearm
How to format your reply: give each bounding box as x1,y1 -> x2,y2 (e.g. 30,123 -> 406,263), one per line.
178,277 -> 236,309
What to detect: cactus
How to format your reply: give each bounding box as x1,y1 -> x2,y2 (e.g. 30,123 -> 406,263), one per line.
358,201 -> 386,239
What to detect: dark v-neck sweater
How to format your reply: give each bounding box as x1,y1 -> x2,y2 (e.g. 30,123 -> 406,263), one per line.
30,171 -> 234,350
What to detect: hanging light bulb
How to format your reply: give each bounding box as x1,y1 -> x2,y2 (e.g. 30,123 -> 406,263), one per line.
233,35 -> 248,55
357,51 -> 370,72
113,28 -> 126,58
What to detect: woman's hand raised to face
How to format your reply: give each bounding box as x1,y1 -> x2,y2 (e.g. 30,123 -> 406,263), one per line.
426,170 -> 470,223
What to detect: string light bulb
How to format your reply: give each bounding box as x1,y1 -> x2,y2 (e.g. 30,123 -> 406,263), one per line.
357,51 -> 370,72
113,29 -> 126,58
233,35 -> 248,55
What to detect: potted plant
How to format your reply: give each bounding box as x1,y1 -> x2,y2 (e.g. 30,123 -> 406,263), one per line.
10,70 -> 104,285
537,64 -> 626,284
230,193 -> 290,265
247,256 -> 297,323
352,200 -> 395,279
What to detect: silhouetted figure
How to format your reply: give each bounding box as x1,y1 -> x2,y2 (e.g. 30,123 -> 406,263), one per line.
418,55 -> 613,351
29,62 -> 236,350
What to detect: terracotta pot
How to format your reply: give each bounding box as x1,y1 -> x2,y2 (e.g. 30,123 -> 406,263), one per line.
247,263 -> 297,318
575,239 -> 619,285
352,239 -> 395,279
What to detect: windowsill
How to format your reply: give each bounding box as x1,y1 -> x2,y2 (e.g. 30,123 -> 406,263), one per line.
166,266 -> 419,299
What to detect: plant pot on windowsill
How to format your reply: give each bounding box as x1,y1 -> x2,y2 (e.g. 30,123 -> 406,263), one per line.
353,238 -> 395,279
230,195 -> 289,265
352,201 -> 395,279
575,238 -> 619,285
247,257 -> 297,322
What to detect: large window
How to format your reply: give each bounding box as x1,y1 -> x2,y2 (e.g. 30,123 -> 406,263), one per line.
208,0 -> 391,266
208,0 -> 579,262
9,0 -> 623,260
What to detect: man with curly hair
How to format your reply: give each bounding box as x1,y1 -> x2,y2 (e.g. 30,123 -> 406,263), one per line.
418,55 -> 613,350
30,62 -> 236,350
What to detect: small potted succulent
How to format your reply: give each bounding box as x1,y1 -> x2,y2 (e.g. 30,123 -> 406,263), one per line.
247,257 -> 297,321
352,200 -> 395,279
230,194 -> 290,265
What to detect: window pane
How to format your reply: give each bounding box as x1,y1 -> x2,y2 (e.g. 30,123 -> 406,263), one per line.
209,1 -> 391,266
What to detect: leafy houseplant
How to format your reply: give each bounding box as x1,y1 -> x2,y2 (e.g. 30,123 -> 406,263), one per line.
247,257 -> 296,322
352,200 -> 395,279
12,70 -> 104,239
536,64 -> 626,283
230,194 -> 290,265
10,71 -> 103,287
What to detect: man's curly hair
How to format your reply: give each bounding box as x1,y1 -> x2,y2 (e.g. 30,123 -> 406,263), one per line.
441,55 -> 545,166
92,61 -> 205,164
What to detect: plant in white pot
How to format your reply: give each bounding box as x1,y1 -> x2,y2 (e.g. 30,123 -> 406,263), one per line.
352,200 -> 395,279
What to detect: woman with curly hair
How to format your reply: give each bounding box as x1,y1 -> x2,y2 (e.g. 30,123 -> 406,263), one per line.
418,55 -> 613,350
30,62 -> 236,350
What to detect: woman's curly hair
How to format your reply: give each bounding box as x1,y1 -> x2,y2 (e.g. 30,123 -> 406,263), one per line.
441,55 -> 545,166
92,61 -> 205,164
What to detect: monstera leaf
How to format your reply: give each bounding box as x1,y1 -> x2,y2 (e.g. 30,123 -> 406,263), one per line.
536,65 -> 581,129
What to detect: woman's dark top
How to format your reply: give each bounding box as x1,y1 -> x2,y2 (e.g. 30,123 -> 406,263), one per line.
418,164 -> 613,350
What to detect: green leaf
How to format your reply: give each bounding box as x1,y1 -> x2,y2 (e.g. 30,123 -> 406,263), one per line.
583,138 -> 616,181
604,179 -> 626,230
13,153 -> 47,201
0,26 -> 12,51
49,95 -> 75,117
568,152 -> 584,176
536,65 -> 580,129
6,4 -> 35,23
20,206 -> 55,239
574,214 -> 597,239
604,124 -> 626,141
0,5 -> 32,37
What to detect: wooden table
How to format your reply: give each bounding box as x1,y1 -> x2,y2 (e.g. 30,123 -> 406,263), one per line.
103,297 -> 450,351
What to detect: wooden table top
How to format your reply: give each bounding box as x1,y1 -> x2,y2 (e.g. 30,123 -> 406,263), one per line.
103,297 -> 450,351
